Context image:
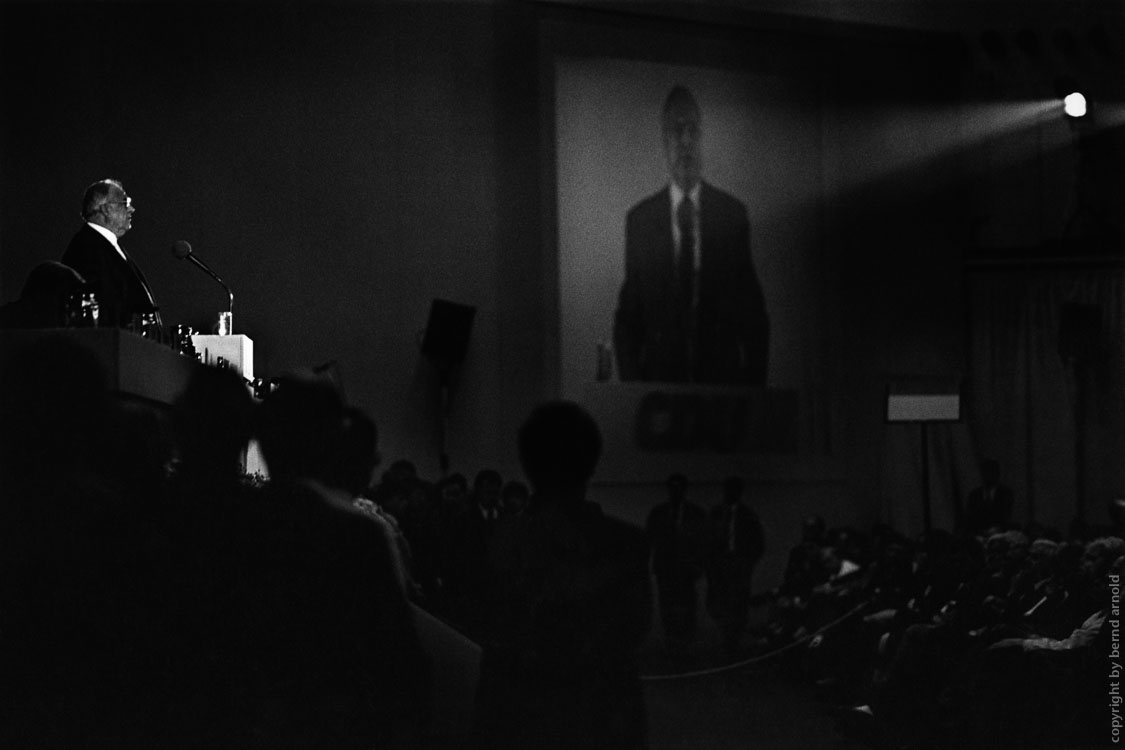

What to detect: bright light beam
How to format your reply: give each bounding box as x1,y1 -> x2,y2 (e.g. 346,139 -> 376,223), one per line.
1063,92 -> 1087,118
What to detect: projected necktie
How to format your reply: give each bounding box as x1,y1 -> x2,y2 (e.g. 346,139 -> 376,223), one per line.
676,198 -> 695,308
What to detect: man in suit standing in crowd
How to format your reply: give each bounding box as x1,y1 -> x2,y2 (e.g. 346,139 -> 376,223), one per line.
646,473 -> 708,654
614,85 -> 769,385
963,458 -> 1015,535
62,178 -> 161,331
706,475 -> 765,656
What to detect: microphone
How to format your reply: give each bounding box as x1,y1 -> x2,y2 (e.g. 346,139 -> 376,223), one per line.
171,240 -> 234,319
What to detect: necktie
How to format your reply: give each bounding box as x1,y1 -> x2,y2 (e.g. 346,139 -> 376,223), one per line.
123,247 -> 163,331
676,198 -> 695,308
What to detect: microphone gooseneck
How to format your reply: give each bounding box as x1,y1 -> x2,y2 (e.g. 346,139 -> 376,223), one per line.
171,240 -> 234,316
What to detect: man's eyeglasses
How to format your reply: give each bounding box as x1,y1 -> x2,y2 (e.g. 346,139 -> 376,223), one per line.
104,197 -> 134,210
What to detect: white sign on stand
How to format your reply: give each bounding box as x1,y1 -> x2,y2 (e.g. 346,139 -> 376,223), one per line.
190,333 -> 266,477
191,334 -> 254,379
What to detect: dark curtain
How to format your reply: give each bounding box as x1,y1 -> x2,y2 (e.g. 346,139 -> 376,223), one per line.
966,264 -> 1125,533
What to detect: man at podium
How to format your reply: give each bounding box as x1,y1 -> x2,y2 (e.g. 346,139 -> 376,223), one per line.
62,178 -> 162,331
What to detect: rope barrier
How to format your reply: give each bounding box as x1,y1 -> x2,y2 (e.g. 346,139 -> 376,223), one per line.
639,602 -> 868,681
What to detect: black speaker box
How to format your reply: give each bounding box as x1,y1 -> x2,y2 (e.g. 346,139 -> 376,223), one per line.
421,299 -> 476,370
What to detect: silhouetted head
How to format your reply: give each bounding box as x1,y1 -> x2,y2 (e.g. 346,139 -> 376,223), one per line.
256,371 -> 345,483
336,406 -> 380,496
173,365 -> 254,481
666,472 -> 688,503
1,262 -> 87,329
518,400 -> 602,498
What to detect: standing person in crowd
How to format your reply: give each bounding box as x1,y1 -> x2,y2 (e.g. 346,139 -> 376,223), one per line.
706,475 -> 765,656
963,458 -> 1015,535
62,178 -> 162,331
442,468 -> 504,639
646,472 -> 707,654
476,401 -> 651,750
338,405 -> 422,601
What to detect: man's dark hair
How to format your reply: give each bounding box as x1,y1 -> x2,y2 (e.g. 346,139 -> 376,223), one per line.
255,372 -> 345,482
518,400 -> 602,494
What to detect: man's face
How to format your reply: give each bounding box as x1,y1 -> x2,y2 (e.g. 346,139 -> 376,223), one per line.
99,187 -> 135,238
663,101 -> 702,191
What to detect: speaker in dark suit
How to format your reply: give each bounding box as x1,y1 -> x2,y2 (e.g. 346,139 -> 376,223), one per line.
613,86 -> 769,385
61,179 -> 160,330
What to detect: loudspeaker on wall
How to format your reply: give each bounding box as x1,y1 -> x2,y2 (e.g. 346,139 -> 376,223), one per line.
421,299 -> 476,371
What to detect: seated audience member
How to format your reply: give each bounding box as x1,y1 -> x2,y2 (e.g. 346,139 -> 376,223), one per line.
0,260 -> 86,329
246,373 -> 428,749
945,542 -> 1124,749
475,401 -> 651,750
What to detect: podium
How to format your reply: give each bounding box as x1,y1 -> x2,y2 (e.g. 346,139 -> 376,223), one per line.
0,327 -> 199,404
191,333 -> 265,476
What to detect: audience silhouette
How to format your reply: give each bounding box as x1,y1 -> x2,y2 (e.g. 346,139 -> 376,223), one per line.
474,400 -> 651,750
646,473 -> 707,655
1,334 -> 1118,750
249,372 -> 429,749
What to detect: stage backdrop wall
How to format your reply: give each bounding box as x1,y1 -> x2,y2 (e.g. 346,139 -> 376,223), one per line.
6,1 -> 1089,539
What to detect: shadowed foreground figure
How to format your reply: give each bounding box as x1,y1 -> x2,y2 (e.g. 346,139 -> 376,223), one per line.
0,261 -> 87,329
249,373 -> 428,749
0,337 -> 175,748
474,400 -> 652,750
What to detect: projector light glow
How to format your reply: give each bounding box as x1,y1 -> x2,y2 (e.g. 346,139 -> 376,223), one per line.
1063,92 -> 1087,118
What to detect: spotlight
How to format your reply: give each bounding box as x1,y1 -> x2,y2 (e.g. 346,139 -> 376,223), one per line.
1063,91 -> 1087,118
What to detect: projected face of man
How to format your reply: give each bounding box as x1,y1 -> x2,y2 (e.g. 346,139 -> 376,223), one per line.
663,89 -> 702,192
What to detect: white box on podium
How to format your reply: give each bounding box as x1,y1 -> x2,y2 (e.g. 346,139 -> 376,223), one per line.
191,334 -> 254,379
190,333 -> 265,476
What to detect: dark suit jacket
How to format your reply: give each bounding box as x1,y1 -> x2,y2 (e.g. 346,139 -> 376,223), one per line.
62,224 -> 159,329
614,181 -> 769,384
479,500 -> 650,750
708,501 -> 765,563
237,478 -> 428,749
645,499 -> 707,579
